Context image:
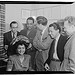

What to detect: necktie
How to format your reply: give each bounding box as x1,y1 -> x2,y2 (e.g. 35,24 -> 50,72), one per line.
13,33 -> 15,39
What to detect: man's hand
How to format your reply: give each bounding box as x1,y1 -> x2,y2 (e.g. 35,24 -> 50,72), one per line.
5,45 -> 8,50
25,39 -> 29,43
27,43 -> 32,49
3,58 -> 8,62
45,63 -> 50,71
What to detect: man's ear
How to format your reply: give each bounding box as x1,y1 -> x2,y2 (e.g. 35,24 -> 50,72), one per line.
57,29 -> 59,33
72,25 -> 75,28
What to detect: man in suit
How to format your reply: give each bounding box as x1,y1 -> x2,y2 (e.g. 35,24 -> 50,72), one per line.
3,21 -> 20,56
20,17 -> 37,43
33,16 -> 52,71
45,22 -> 67,71
60,16 -> 75,73
20,17 -> 37,70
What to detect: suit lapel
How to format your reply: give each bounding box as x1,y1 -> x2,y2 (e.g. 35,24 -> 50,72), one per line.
9,31 -> 13,40
49,39 -> 56,60
46,39 -> 56,65
17,31 -> 20,36
57,35 -> 68,61
57,35 -> 62,54
57,35 -> 63,60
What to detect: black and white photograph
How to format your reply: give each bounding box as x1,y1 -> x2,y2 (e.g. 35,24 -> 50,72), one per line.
0,1 -> 74,74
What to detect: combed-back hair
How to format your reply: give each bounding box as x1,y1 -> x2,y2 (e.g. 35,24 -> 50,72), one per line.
49,22 -> 61,33
27,17 -> 34,23
10,21 -> 18,28
36,16 -> 47,26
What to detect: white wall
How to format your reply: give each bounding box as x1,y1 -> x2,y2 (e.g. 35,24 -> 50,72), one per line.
5,4 -> 32,32
5,3 -> 75,32
31,4 -> 72,25
5,4 -> 64,32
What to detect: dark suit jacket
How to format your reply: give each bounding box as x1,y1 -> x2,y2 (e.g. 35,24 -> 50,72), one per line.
20,26 -> 37,44
45,35 -> 68,65
3,31 -> 20,56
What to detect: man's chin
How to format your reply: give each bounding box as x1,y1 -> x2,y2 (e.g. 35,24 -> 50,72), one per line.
50,35 -> 54,39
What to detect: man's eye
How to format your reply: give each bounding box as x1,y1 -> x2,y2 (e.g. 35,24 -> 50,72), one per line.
22,48 -> 25,49
18,48 -> 21,49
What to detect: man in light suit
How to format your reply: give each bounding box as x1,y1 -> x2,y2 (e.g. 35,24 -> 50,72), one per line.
44,22 -> 67,71
60,16 -> 75,73
3,21 -> 20,56
33,16 -> 52,71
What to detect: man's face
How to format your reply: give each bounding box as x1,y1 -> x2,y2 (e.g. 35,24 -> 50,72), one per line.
36,24 -> 45,31
48,26 -> 59,39
27,19 -> 34,30
64,21 -> 73,35
11,23 -> 18,33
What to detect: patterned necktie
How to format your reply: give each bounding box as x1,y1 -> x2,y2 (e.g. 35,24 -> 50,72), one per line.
13,33 -> 15,39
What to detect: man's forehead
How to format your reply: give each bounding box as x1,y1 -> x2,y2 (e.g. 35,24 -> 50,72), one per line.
49,26 -> 54,29
12,23 -> 18,28
28,19 -> 32,21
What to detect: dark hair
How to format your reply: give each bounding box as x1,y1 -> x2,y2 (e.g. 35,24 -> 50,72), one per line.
49,22 -> 61,33
10,21 -> 18,28
27,17 -> 34,23
13,40 -> 28,54
36,16 -> 47,26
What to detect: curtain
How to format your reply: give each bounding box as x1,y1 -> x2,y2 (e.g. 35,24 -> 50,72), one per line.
0,4 -> 6,60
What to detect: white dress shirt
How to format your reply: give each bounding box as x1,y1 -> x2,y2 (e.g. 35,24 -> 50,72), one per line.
53,34 -> 60,59
41,26 -> 48,42
11,31 -> 17,39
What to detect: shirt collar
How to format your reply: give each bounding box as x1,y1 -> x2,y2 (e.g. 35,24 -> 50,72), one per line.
11,31 -> 17,37
41,26 -> 47,35
11,31 -> 17,34
55,34 -> 60,41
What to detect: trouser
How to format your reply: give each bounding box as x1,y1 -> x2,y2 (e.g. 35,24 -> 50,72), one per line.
49,60 -> 61,71
35,51 -> 45,71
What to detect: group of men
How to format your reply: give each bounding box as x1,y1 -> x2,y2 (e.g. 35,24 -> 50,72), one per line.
3,16 -> 75,73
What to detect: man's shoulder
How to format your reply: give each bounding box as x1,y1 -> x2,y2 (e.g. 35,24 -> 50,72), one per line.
31,26 -> 37,32
58,34 -> 68,44
20,28 -> 27,32
4,31 -> 11,36
60,34 -> 68,39
9,55 -> 17,60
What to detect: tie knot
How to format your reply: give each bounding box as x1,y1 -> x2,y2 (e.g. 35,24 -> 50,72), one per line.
54,39 -> 56,42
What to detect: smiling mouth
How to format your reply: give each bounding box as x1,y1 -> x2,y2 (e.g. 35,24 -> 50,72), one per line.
19,51 -> 24,53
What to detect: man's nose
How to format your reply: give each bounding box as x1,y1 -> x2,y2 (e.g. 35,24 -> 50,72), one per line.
63,28 -> 66,31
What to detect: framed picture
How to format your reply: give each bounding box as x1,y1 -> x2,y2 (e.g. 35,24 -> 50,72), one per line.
21,9 -> 31,19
